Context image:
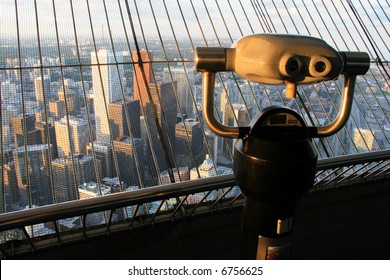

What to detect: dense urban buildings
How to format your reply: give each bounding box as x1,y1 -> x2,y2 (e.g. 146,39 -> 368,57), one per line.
0,35 -> 388,215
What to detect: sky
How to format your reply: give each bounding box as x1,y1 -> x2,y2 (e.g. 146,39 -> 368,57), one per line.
0,0 -> 389,59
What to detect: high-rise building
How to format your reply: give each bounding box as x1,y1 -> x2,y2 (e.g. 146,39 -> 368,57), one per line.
108,98 -> 141,140
49,100 -> 66,120
35,121 -> 58,159
54,116 -> 89,157
34,75 -> 51,109
1,163 -> 20,210
11,114 -> 40,148
91,49 -> 124,144
113,136 -> 144,187
52,154 -> 96,203
163,67 -> 194,118
86,141 -> 114,180
145,81 -> 177,173
132,49 -> 153,108
58,86 -> 80,116
175,118 -> 203,169
13,144 -> 52,206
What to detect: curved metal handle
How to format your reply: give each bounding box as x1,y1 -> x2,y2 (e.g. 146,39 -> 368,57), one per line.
201,71 -> 249,139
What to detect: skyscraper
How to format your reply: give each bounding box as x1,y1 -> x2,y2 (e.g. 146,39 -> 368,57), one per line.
132,49 -> 153,108
1,163 -> 20,210
108,98 -> 141,140
13,144 -> 52,206
175,118 -> 203,169
163,67 -> 194,118
35,121 -> 58,159
86,141 -> 114,180
34,75 -> 51,109
58,86 -> 80,116
113,136 -> 144,187
52,154 -> 96,203
91,49 -> 124,144
54,116 -> 89,157
145,81 -> 177,173
11,114 -> 40,148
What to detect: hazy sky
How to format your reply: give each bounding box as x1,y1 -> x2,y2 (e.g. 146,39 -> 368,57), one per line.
0,0 -> 389,59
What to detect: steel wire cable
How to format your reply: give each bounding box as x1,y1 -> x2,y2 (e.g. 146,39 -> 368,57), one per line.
148,0 -> 188,180
101,0 -> 144,190
121,2 -> 164,188
174,0 -> 216,179
317,1 -> 384,152
126,0 -> 174,184
68,0 -> 103,190
86,0 -> 124,195
190,0 -> 235,168
33,0 -> 56,204
14,0 -> 33,209
161,0 -> 203,180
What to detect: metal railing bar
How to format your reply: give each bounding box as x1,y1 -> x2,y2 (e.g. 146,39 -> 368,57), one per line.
0,151 -> 389,232
21,227 -> 35,252
316,150 -> 390,170
0,174 -> 235,232
168,197 -> 187,222
52,220 -> 61,245
313,168 -> 340,186
129,204 -> 140,229
337,162 -> 371,185
371,163 -> 390,179
150,200 -> 167,223
357,160 -> 385,180
0,246 -> 9,258
228,192 -> 245,208
318,166 -> 355,188
211,186 -> 235,209
188,190 -> 213,216
82,214 -> 87,240
106,209 -> 114,233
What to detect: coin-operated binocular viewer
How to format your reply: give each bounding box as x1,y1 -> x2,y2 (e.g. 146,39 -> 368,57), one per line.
195,34 -> 370,259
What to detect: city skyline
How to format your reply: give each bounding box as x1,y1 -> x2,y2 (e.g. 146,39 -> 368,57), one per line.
0,0 -> 389,215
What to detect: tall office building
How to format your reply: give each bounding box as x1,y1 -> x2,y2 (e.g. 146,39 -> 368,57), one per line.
11,114 -> 40,148
91,49 -> 124,144
34,75 -> 51,109
52,154 -> 96,203
113,136 -> 144,187
1,163 -> 20,210
49,100 -> 66,120
145,81 -> 177,173
13,144 -> 52,207
108,98 -> 141,140
35,121 -> 58,159
175,118 -> 203,169
163,67 -> 194,118
86,141 -> 114,180
132,49 -> 153,108
54,116 -> 89,157
58,86 -> 80,116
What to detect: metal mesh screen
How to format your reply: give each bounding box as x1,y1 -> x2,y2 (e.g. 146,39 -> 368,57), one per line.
0,0 -> 389,243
